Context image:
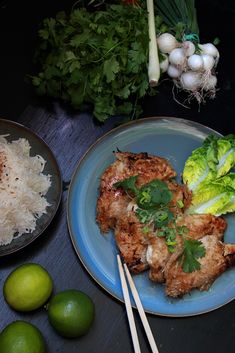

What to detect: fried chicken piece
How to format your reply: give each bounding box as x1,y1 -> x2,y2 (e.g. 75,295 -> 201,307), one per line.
100,151 -> 177,190
146,237 -> 169,283
96,189 -> 129,233
176,214 -> 227,240
165,235 -> 235,298
147,214 -> 227,283
96,151 -> 177,233
166,180 -> 192,216
114,212 -> 151,273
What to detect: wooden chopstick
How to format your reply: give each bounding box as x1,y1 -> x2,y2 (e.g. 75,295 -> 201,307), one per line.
123,262 -> 160,353
117,254 -> 141,353
117,254 -> 160,353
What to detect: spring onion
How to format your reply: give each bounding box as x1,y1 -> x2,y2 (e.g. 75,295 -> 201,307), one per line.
147,0 -> 160,86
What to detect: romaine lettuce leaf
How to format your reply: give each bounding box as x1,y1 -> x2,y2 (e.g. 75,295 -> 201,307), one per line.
187,173 -> 235,216
182,135 -> 218,191
183,134 -> 235,192
217,134 -> 235,177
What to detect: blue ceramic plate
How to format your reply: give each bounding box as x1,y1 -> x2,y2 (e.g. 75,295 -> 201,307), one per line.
67,117 -> 235,317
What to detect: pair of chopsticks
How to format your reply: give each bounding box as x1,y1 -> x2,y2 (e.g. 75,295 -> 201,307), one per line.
117,254 -> 160,353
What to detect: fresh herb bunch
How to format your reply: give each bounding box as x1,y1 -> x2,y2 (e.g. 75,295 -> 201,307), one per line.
114,175 -> 206,272
31,4 -> 165,121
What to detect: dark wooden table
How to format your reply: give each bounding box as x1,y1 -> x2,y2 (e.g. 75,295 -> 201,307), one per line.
0,1 -> 235,352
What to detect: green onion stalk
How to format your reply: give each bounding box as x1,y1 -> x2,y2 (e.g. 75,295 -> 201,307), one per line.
147,0 -> 160,86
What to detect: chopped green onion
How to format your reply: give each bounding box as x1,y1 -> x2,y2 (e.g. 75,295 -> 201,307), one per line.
177,199 -> 184,208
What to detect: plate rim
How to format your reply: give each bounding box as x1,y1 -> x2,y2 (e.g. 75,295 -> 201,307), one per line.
67,116 -> 232,317
0,117 -> 63,256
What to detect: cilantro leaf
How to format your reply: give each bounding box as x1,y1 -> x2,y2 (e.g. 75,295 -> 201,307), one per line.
137,179 -> 172,209
154,209 -> 174,228
161,189 -> 172,205
150,189 -> 162,204
103,58 -> 120,83
127,41 -> 147,74
181,239 -> 206,273
116,102 -> 133,115
145,179 -> 168,190
93,95 -> 116,122
114,176 -> 139,196
70,30 -> 92,47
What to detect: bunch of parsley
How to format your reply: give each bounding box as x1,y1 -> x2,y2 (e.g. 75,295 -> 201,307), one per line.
31,4 -> 165,121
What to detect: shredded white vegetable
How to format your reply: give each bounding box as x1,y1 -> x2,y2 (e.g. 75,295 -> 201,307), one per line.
0,135 -> 51,245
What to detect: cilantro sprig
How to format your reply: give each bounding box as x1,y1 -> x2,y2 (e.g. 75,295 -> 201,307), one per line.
115,176 -> 173,228
115,176 -> 138,196
181,239 -> 206,272
114,175 -> 206,273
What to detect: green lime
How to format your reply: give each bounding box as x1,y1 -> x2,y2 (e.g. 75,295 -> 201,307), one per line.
48,289 -> 95,338
0,320 -> 46,353
3,263 -> 53,312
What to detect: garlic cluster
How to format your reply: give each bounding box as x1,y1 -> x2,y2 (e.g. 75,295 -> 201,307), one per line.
157,33 -> 219,102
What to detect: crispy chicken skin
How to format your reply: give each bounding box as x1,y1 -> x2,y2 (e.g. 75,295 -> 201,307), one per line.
96,151 -> 178,233
114,212 -> 150,273
166,181 -> 192,216
96,189 -> 129,233
99,151 -> 177,191
176,214 -> 227,240
0,151 -> 6,180
165,236 -> 235,298
147,214 -> 227,283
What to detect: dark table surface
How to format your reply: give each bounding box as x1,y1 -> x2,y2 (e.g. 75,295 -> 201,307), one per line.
0,1 -> 235,353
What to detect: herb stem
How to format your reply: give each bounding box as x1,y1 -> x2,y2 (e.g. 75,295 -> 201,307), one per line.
91,39 -> 127,63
